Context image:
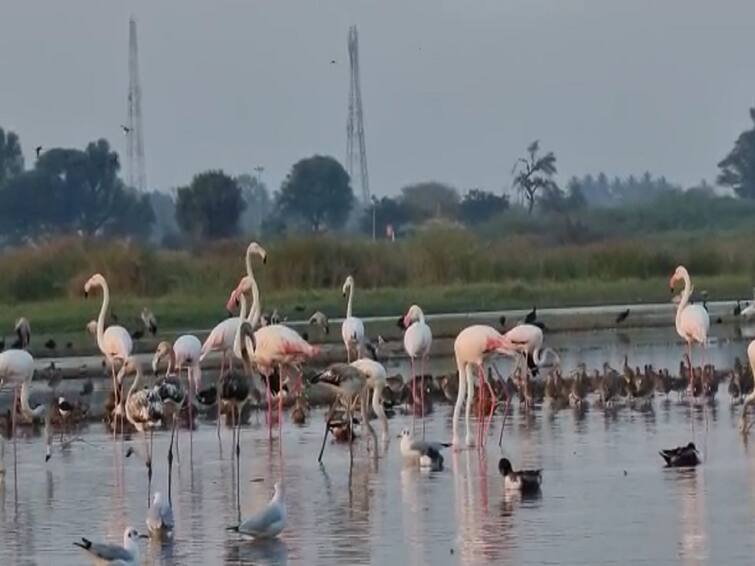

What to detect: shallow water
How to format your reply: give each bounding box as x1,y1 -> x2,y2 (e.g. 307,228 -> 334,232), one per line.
3,325 -> 755,565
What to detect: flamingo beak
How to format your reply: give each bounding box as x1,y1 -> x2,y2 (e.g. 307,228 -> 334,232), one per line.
262,255 -> 267,264
225,290 -> 239,314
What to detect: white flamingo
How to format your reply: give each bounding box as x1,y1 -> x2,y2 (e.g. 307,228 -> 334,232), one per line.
341,275 -> 365,362
670,265 -> 710,391
153,335 -> 203,394
452,325 -> 514,449
84,273 -> 133,428
351,357 -> 389,440
0,349 -> 34,438
402,304 -> 432,436
200,242 -> 267,374
503,323 -> 544,381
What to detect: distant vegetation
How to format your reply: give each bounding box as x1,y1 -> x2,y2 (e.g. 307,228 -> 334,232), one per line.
2,105 -> 755,318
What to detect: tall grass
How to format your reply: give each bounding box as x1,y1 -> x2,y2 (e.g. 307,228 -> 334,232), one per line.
1,228 -> 754,306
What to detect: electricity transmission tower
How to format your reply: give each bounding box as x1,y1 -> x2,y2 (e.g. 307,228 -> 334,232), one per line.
126,16 -> 147,192
346,25 -> 370,204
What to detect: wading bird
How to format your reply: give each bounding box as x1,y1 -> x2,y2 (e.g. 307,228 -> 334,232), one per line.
402,304 -> 432,436
84,274 -> 133,433
341,275 -> 365,362
669,266 -> 710,392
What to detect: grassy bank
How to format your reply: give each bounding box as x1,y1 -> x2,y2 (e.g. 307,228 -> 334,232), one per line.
0,275 -> 749,337
0,229 -> 754,336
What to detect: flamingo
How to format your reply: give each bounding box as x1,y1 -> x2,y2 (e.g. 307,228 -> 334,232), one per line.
740,340 -> 755,431
231,275 -> 318,435
341,275 -> 365,362
118,357 -> 163,502
351,358 -> 389,440
84,273 -> 133,431
12,317 -> 31,349
503,323 -> 544,381
0,349 -> 34,439
200,242 -> 267,375
670,265 -> 710,392
402,304 -> 432,436
451,325 -> 514,449
153,335 -> 203,394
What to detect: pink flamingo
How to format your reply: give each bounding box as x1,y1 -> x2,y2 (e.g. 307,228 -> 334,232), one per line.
503,323 -> 544,381
402,304 -> 432,437
231,275 -> 319,435
83,274 -> 132,432
200,242 -> 267,375
669,265 -> 710,392
452,325 -> 514,449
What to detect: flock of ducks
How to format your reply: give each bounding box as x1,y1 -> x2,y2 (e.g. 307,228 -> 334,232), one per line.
2,250 -> 755,563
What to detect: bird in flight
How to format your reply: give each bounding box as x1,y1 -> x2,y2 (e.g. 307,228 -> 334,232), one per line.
121,125 -> 131,134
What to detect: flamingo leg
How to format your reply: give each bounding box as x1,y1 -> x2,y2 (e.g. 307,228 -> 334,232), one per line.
464,365 -> 475,447
687,340 -> 694,395
410,357 -> 416,435
420,355 -> 426,440
266,374 -> 273,439
477,363 -> 485,448
278,365 -> 284,437
11,386 -> 18,441
483,365 -> 497,437
318,400 -> 338,463
168,416 -> 176,506
452,363 -> 467,449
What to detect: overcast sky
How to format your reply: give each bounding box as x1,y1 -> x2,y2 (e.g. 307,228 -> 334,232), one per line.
1,0 -> 754,197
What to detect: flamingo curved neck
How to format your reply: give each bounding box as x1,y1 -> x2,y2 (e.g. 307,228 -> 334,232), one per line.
234,293 -> 249,355
675,271 -> 693,328
126,366 -> 143,404
95,279 -> 110,353
247,276 -> 261,329
416,308 -> 425,325
19,381 -> 45,419
346,283 -> 354,319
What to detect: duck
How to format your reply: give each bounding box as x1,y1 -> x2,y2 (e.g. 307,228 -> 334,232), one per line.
498,457 -> 542,494
659,442 -> 700,467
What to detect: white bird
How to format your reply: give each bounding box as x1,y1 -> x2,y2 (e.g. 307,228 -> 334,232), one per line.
12,317 -> 31,349
341,275 -> 365,362
200,242 -> 267,374
741,287 -> 755,317
308,311 -> 330,335
670,265 -> 710,391
146,491 -> 175,539
84,274 -> 133,426
0,349 -> 35,436
402,304 -> 432,434
399,428 -> 450,470
351,358 -> 389,438
504,323 -> 544,380
153,335 -> 203,394
73,526 -> 143,565
228,482 -> 286,539
141,307 -> 158,336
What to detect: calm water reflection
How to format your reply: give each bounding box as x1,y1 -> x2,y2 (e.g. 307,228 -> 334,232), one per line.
2,326 -> 755,565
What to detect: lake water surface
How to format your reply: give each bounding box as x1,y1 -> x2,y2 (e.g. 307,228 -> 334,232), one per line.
2,324 -> 755,565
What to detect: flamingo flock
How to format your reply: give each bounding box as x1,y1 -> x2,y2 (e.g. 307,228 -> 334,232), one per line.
5,255 -> 755,562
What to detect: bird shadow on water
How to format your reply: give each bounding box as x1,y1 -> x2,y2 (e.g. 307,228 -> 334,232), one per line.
224,537 -> 288,566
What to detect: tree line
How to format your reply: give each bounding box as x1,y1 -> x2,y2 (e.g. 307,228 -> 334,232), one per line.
2,105 -> 755,247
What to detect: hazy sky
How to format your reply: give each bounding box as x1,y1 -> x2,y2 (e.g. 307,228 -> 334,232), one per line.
1,0 -> 754,197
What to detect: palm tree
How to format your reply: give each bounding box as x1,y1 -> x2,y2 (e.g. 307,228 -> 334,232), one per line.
511,140 -> 558,215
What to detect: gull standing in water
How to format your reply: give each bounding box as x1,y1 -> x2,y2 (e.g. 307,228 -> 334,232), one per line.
73,526 -> 146,565
228,482 -> 286,539
399,428 -> 450,471
146,491 -> 175,539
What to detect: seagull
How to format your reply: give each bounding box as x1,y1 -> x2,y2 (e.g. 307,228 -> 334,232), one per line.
615,308 -> 630,324
498,458 -> 542,494
73,526 -> 145,565
399,429 -> 450,470
120,124 -> 131,134
146,491 -> 175,539
659,442 -> 700,467
228,482 -> 286,539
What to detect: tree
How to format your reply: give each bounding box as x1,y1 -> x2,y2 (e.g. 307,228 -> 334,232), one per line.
718,108 -> 755,198
400,182 -> 459,222
458,189 -> 509,225
0,138 -> 153,242
360,196 -> 412,237
175,170 -> 245,240
277,155 -> 353,232
236,173 -> 271,235
511,140 -> 558,214
0,127 -> 24,186
539,178 -> 586,215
